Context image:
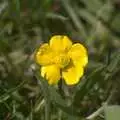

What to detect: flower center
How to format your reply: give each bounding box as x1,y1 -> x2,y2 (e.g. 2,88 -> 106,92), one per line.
54,53 -> 70,68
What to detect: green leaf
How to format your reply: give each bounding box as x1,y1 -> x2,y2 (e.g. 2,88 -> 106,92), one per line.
36,73 -> 80,116
61,0 -> 86,38
107,51 -> 120,73
0,80 -> 26,103
80,0 -> 103,14
111,13 -> 120,34
49,86 -> 80,116
104,105 -> 120,120
78,9 -> 98,25
73,65 -> 105,106
35,73 -> 51,120
8,0 -> 20,22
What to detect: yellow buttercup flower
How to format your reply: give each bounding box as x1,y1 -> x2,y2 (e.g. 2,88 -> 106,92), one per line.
35,35 -> 88,85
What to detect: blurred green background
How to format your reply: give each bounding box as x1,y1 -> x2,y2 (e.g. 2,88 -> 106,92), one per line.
0,0 -> 120,120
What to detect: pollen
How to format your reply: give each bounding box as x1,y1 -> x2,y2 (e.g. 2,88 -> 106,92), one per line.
54,53 -> 70,68
35,35 -> 88,85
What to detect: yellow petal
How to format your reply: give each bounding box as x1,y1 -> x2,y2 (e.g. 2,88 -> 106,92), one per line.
68,43 -> 88,67
50,35 -> 72,52
41,65 -> 61,85
35,43 -> 53,65
62,63 -> 84,85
